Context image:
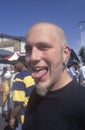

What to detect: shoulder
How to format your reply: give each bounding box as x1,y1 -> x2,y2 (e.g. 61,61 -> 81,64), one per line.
71,81 -> 85,104
65,80 -> 85,98
71,80 -> 85,91
14,70 -> 32,80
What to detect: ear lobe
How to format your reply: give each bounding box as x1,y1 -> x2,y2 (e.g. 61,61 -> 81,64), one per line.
63,46 -> 71,62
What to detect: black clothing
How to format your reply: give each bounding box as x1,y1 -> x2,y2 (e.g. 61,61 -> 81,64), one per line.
23,80 -> 85,130
24,88 -> 43,117
4,125 -> 14,130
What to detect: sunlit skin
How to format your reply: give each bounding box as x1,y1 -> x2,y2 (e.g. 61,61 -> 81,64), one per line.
25,22 -> 72,96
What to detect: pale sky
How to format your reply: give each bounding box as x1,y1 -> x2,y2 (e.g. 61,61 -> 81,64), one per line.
0,0 -> 85,54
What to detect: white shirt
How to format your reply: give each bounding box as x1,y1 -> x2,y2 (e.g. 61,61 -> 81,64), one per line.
79,65 -> 85,80
68,66 -> 76,79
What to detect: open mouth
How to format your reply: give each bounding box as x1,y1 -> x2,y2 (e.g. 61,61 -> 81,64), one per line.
32,67 -> 48,80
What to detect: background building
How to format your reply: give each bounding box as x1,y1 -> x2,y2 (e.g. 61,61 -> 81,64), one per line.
79,21 -> 85,46
0,34 -> 26,55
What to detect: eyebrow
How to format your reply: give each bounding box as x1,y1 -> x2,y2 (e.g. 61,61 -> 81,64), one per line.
25,41 -> 53,47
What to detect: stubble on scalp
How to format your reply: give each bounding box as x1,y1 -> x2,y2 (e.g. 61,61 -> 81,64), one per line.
28,22 -> 67,45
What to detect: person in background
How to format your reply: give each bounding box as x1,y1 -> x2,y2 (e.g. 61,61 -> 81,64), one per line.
9,56 -> 35,130
2,71 -> 12,121
68,61 -> 80,82
79,64 -> 85,86
0,67 -> 8,85
23,22 -> 85,130
8,60 -> 20,113
4,61 -> 20,130
4,115 -> 18,130
0,67 -> 8,112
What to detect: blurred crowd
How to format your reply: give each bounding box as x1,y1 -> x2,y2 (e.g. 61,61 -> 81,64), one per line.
67,60 -> 85,87
0,56 -> 35,130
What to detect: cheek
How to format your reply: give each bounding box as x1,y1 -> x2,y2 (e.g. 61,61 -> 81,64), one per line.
44,50 -> 57,59
46,51 -> 59,63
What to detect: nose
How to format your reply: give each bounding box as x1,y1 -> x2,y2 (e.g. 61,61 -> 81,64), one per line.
30,47 -> 41,62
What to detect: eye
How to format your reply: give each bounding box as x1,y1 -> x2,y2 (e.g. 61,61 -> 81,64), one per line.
25,45 -> 32,56
38,44 -> 50,50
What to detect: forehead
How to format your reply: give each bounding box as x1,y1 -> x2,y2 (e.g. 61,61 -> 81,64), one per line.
26,25 -> 61,46
28,25 -> 55,38
26,23 -> 66,45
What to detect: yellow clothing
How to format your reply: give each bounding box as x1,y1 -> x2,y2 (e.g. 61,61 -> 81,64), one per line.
13,70 -> 35,124
3,80 -> 10,103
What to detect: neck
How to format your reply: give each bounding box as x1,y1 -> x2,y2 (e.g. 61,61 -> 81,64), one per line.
22,66 -> 27,71
51,69 -> 72,91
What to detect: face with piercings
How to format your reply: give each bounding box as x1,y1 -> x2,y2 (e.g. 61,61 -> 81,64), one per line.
25,22 -> 70,96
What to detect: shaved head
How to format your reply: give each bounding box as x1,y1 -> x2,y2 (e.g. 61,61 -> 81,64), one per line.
27,22 -> 67,46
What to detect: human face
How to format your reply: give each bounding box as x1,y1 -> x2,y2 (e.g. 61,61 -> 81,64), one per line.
15,62 -> 23,72
25,25 -> 66,96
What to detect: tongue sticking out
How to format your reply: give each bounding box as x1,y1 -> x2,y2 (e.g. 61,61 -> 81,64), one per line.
32,69 -> 47,79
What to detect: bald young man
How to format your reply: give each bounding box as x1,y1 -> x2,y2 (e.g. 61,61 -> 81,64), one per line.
23,22 -> 85,130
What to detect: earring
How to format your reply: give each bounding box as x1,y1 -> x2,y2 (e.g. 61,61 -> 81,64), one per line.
63,60 -> 67,67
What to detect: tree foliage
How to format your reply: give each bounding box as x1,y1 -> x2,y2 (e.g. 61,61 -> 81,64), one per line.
79,46 -> 85,64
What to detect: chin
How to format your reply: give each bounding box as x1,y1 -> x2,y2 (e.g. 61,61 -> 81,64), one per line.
36,87 -> 48,96
36,82 -> 50,96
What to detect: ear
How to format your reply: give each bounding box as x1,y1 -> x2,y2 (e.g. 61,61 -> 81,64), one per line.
63,45 -> 71,63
